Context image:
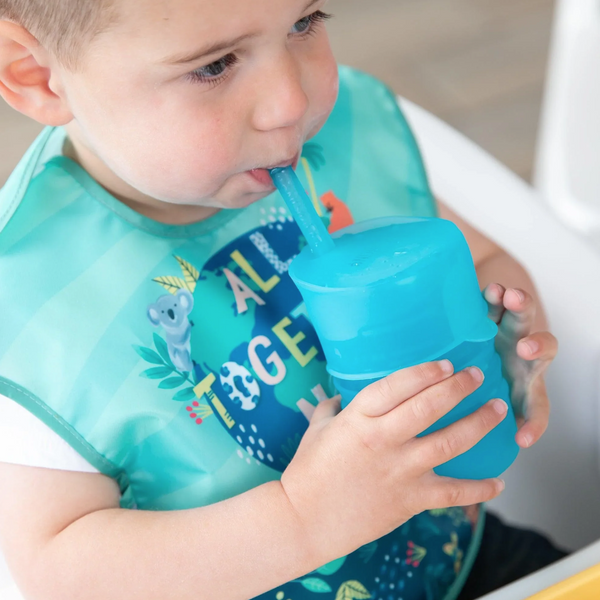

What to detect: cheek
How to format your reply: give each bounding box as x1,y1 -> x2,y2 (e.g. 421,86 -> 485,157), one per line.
73,83 -> 241,200
303,40 -> 340,132
170,112 -> 241,174
123,116 -> 240,199
320,62 -> 340,113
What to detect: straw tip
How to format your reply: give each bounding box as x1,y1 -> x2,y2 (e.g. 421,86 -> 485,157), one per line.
268,166 -> 291,177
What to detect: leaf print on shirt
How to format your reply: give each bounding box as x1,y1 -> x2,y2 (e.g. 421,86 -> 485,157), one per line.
295,578 -> 333,594
428,508 -> 470,528
152,276 -> 190,295
442,533 -> 464,574
153,255 -> 199,294
302,142 -> 326,172
313,556 -> 348,576
135,333 -> 212,415
357,541 -> 378,564
174,255 -> 200,292
335,580 -> 371,600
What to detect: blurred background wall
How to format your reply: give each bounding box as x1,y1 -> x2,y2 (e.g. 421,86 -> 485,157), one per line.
0,0 -> 555,185
327,0 -> 555,181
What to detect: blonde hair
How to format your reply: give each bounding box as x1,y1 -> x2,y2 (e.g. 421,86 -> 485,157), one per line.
0,0 -> 114,70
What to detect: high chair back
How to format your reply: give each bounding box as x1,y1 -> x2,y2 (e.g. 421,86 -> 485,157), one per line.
534,0 -> 600,248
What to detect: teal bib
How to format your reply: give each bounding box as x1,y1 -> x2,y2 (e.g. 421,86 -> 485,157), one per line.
0,67 -> 482,600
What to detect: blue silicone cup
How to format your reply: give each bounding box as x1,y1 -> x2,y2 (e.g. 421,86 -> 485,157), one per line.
289,216 -> 519,479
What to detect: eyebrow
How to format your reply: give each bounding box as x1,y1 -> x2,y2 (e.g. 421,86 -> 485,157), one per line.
162,0 -> 323,65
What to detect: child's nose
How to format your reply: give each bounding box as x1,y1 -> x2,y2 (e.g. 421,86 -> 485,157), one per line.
251,54 -> 309,132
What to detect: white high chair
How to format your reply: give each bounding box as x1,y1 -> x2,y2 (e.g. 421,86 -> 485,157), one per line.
534,0 -> 600,248
2,99 -> 600,599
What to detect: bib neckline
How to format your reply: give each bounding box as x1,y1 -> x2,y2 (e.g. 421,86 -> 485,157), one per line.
48,154 -> 247,240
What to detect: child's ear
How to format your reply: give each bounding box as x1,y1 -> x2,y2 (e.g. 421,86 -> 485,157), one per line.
0,20 -> 73,126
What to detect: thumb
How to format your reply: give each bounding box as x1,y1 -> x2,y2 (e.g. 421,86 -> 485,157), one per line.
311,396 -> 342,426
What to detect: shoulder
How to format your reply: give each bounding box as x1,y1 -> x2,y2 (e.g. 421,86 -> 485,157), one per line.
0,127 -> 90,270
0,127 -> 67,235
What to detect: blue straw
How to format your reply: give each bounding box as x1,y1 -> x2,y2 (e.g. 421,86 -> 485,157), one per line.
269,166 -> 335,257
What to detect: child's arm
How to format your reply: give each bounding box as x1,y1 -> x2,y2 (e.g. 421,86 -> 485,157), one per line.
0,362 -> 506,600
438,201 -> 558,449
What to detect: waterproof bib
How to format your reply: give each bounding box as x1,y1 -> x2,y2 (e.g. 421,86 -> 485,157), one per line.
0,67 -> 483,600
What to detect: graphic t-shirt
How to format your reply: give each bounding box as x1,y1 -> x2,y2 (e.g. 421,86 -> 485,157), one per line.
0,67 -> 483,600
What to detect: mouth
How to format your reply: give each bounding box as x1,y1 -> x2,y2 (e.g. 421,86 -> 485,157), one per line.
247,153 -> 301,189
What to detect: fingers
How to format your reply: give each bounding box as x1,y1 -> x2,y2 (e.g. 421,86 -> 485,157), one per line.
484,284 -> 506,324
516,331 -> 558,363
353,360 -> 455,418
498,288 -> 536,341
422,474 -> 505,510
514,332 -> 556,448
383,367 -> 485,438
411,398 -> 508,470
516,377 -> 550,448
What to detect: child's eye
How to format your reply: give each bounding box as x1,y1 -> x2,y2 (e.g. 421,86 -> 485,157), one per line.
186,54 -> 239,86
185,10 -> 332,87
291,10 -> 333,36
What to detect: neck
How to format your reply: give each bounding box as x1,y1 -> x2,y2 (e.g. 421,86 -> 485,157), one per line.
62,129 -> 220,226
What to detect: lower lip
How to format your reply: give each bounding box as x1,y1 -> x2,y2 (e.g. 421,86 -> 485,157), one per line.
247,169 -> 276,188
247,155 -> 300,189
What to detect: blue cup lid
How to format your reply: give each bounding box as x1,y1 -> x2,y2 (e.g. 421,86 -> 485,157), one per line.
290,217 -> 497,379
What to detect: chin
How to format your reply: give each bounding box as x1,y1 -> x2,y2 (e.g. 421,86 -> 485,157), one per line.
226,190 -> 273,209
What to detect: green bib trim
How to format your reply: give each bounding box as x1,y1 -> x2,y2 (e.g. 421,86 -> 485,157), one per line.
49,156 -> 246,239
0,127 -> 55,234
0,375 -> 134,507
446,506 -> 486,600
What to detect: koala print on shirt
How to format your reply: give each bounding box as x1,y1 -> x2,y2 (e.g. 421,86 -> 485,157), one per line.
147,289 -> 194,372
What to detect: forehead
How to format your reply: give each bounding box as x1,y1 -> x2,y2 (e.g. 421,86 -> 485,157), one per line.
112,0 -> 313,54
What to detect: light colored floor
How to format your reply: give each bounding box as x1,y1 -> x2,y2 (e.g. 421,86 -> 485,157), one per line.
0,0 -> 555,185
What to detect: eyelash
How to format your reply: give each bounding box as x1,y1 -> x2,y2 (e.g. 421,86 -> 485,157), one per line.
291,10 -> 333,39
186,10 -> 333,87
186,54 -> 240,87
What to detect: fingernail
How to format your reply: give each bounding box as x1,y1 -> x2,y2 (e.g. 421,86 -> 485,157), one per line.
525,340 -> 539,355
522,433 -> 534,448
492,399 -> 508,415
496,479 -> 506,492
487,284 -> 501,300
439,360 -> 454,375
467,367 -> 484,383
511,289 -> 525,302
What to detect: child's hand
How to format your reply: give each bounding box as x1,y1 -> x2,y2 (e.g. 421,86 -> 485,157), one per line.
483,284 -> 558,449
280,362 -> 507,560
